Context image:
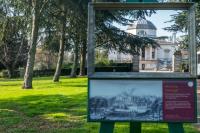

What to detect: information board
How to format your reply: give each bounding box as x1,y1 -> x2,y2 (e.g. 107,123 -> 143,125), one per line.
163,81 -> 195,121
88,79 -> 196,122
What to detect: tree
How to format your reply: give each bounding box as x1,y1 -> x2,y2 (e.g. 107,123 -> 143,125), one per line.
23,0 -> 49,88
0,0 -> 29,78
164,2 -> 200,48
51,0 -> 87,79
52,0 -> 68,82
0,18 -> 28,78
70,40 -> 79,77
44,0 -> 82,81
76,0 -> 87,76
67,3 -> 87,77
79,40 -> 87,76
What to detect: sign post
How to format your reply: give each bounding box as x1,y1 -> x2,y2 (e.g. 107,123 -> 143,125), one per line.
168,123 -> 184,133
99,122 -> 115,133
87,1 -> 196,133
130,122 -> 141,133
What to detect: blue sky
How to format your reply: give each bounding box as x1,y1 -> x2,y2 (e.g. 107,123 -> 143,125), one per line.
147,10 -> 186,37
116,10 -> 187,37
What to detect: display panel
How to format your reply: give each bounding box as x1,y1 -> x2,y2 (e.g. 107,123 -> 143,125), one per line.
87,3 -> 196,78
88,79 -> 196,122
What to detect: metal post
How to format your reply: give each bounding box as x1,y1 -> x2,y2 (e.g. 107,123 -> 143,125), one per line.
99,122 -> 115,133
188,4 -> 196,77
168,123 -> 184,133
87,3 -> 95,76
130,122 -> 141,133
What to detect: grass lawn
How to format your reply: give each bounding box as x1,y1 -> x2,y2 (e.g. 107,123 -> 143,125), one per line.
0,77 -> 199,133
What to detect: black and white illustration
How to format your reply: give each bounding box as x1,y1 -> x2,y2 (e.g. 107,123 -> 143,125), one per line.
89,80 -> 163,121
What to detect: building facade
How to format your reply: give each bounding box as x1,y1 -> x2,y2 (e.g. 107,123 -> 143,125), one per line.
108,18 -> 177,71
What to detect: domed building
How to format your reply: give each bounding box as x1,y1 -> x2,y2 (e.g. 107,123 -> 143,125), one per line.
127,18 -> 157,38
108,18 -> 177,71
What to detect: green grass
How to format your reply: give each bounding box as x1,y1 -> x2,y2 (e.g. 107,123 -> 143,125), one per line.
0,77 -> 199,133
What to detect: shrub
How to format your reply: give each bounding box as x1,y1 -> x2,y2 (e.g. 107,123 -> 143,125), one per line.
2,70 -> 9,78
1,70 -> 20,78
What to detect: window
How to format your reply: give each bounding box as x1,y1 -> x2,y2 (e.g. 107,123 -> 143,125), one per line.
198,54 -> 200,63
152,48 -> 155,59
137,30 -> 146,37
152,52 -> 155,59
142,47 -> 145,58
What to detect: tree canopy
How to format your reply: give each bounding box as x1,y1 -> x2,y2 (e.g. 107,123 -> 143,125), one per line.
164,2 -> 200,48
0,0 -> 159,87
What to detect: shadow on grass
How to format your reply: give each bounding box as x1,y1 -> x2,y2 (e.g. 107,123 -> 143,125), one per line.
0,93 -> 90,132
0,93 -> 87,116
0,93 -> 198,133
61,84 -> 87,88
0,83 -> 22,87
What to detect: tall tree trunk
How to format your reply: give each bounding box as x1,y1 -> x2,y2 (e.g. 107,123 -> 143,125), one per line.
79,42 -> 86,76
23,1 -> 39,89
53,8 -> 66,82
70,42 -> 79,78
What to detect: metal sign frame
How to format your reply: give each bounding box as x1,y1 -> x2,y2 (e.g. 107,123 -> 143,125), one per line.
87,2 -> 196,79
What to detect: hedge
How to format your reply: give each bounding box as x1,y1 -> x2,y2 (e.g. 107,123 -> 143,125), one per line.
1,66 -> 132,78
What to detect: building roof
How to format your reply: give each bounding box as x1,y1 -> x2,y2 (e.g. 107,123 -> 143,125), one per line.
127,18 -> 157,30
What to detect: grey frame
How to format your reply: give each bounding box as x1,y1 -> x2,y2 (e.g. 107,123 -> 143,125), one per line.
87,2 -> 196,79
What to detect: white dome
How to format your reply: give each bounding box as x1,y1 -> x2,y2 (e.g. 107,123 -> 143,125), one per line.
127,18 -> 157,38
127,18 -> 157,30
